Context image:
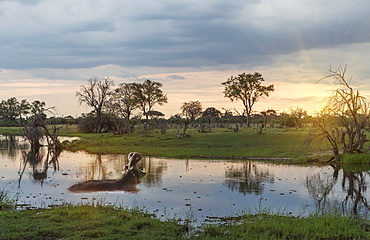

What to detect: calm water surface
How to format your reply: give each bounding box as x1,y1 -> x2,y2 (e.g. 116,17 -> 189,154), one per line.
1,135 -> 370,223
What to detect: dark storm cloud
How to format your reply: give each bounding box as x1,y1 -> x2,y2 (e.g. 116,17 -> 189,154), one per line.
1,0 -> 370,70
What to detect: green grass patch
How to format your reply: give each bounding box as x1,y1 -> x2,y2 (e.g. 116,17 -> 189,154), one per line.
0,204 -> 187,240
341,153 -> 370,165
0,125 -> 336,163
62,127 -> 331,161
0,127 -> 23,135
1,204 -> 369,239
192,212 -> 370,240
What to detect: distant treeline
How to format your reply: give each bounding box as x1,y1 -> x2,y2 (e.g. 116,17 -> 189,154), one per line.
0,96 -> 315,132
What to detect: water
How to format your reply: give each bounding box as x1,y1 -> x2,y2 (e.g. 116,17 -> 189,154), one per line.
1,135 -> 370,223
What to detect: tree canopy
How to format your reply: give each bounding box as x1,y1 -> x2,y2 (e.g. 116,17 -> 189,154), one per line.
181,100 -> 202,121
222,72 -> 274,127
132,79 -> 168,121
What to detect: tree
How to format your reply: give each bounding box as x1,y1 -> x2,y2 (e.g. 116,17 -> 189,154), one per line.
17,99 -> 31,125
181,100 -> 203,122
23,101 -> 62,150
76,77 -> 114,133
260,109 -> 277,127
317,66 -> 369,160
108,83 -> 139,133
0,98 -> 33,126
290,107 -> 308,129
222,72 -> 274,127
132,79 -> 168,121
178,101 -> 202,137
146,110 -> 165,119
202,107 -> 221,131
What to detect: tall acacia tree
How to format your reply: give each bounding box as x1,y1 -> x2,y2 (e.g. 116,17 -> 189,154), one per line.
76,77 -> 114,133
132,79 -> 168,121
222,72 -> 274,127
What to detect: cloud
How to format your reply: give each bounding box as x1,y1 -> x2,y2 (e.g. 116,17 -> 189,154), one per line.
167,75 -> 185,80
1,0 -> 370,70
1,1 -> 370,117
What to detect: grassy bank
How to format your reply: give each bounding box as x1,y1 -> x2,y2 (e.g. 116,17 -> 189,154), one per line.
59,126 -> 332,162
0,125 -> 334,162
1,203 -> 369,239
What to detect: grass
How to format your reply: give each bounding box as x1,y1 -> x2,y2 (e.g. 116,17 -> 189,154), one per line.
193,212 -> 370,239
60,126 -> 332,162
1,202 -> 369,239
341,153 -> 370,165
0,127 -> 23,135
0,204 -> 187,240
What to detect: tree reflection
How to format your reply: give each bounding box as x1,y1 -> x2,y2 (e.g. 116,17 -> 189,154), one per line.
305,166 -> 338,213
140,157 -> 167,187
80,155 -> 167,187
341,169 -> 370,214
224,161 -> 274,195
84,154 -> 109,181
305,165 -> 370,215
0,135 -> 29,160
18,147 -> 60,187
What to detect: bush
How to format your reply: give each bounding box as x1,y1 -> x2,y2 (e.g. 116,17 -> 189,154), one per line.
77,113 -> 127,133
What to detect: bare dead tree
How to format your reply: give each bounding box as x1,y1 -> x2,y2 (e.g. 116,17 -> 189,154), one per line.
76,77 -> 114,133
316,65 -> 369,160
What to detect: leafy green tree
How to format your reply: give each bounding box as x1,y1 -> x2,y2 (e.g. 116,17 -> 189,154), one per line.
290,107 -> 308,129
222,72 -> 274,127
17,99 -> 31,124
179,101 -> 202,136
181,100 -> 202,122
108,83 -> 139,133
146,110 -> 165,119
202,107 -> 221,131
76,77 -> 114,133
0,97 -> 19,124
132,80 -> 168,121
0,97 -> 30,126
30,100 -> 48,115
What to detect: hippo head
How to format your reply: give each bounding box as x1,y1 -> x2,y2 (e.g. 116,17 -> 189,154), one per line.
125,152 -> 143,170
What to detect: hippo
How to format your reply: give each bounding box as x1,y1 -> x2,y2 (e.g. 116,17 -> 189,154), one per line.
67,152 -> 146,193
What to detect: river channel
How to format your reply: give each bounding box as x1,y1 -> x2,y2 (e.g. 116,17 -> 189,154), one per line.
1,135 -> 370,223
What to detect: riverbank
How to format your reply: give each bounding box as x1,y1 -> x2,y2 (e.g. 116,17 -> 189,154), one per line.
57,125 -> 333,164
1,202 -> 369,239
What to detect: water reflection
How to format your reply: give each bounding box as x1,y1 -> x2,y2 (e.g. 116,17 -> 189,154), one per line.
305,165 -> 370,216
18,147 -> 61,187
0,135 -> 28,160
224,161 -> 274,195
1,135 -> 370,221
68,152 -> 146,193
141,157 -> 167,187
77,154 -> 167,188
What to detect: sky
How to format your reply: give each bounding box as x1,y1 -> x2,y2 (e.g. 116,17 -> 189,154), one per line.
1,0 -> 370,118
